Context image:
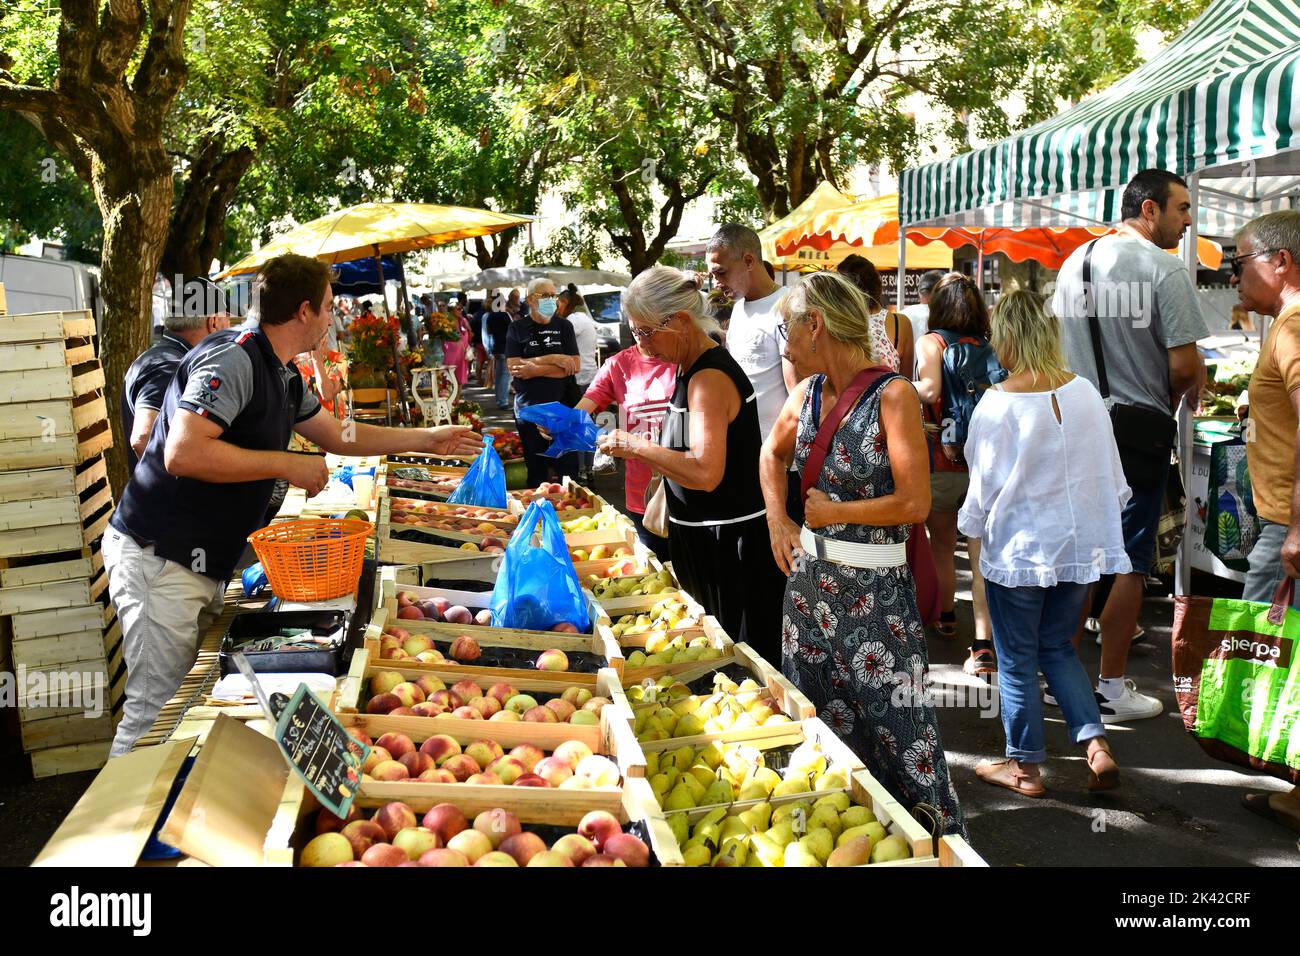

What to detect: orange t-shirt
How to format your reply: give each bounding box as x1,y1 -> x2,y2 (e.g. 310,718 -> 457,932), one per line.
1246,301 -> 1300,525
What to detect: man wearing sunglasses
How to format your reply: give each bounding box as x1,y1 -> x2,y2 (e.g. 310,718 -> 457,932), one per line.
1050,168 -> 1208,725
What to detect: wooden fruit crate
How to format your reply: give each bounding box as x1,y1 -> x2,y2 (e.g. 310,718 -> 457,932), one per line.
0,394 -> 112,473
273,773 -> 679,866
388,494 -> 519,533
661,766 -> 939,867
574,551 -> 669,592
0,311 -> 105,406
0,457 -> 114,560
512,476 -> 607,521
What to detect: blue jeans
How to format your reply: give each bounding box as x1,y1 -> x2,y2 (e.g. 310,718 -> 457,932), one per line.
493,355 -> 510,408
985,580 -> 1106,763
1242,519 -> 1300,607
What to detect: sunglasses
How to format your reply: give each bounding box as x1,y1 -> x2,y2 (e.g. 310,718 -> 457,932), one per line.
1227,248 -> 1279,277
629,314 -> 675,342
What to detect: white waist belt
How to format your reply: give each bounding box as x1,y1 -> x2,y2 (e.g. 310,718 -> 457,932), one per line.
799,526 -> 906,569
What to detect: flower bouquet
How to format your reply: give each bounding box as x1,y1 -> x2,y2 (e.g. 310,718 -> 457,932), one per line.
425,310 -> 460,342
347,311 -> 402,370
451,398 -> 483,432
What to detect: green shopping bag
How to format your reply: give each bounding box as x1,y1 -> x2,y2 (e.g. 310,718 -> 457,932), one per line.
1203,435 -> 1259,572
1172,580 -> 1300,784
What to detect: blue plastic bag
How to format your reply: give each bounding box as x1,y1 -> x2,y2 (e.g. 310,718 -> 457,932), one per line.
516,402 -> 599,456
447,436 -> 507,508
490,500 -> 591,631
242,562 -> 270,598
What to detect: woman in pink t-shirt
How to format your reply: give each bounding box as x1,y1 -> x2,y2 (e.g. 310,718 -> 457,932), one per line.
576,343 -> 676,559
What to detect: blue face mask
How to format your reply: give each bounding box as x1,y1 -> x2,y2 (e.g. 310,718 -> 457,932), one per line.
536,297 -> 558,319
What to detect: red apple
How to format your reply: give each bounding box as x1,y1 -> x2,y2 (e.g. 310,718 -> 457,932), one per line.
533,757 -> 574,787
544,698 -> 576,722
509,744 -> 544,771
366,692 -> 402,716
551,833 -> 597,866
441,754 -> 482,782
536,649 -> 570,671
340,819 -> 387,858
418,848 -> 469,867
603,832 -> 650,867
577,810 -> 622,850
524,705 -> 558,723
399,752 -> 435,777
473,808 -> 521,848
360,843 -> 409,867
500,832 -> 548,867
467,695 -> 501,718
419,734 -> 461,763
373,802 -> 418,840
374,733 -> 415,760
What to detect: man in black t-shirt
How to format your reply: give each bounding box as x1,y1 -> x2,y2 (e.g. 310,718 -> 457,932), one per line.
506,277 -> 580,485
121,277 -> 230,472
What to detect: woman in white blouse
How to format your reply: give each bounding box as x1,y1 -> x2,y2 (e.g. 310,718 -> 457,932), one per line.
958,291 -> 1129,797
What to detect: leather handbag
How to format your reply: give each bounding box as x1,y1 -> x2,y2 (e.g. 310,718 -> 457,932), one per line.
642,474 -> 669,538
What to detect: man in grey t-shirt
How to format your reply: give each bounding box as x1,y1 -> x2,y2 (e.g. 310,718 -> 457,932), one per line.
1050,168 -> 1207,725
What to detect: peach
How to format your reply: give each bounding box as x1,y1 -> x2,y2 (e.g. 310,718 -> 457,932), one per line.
415,650 -> 445,664
559,776 -> 593,790
429,689 -> 463,710
577,810 -> 622,850
373,802 -> 418,840
362,746 -> 392,774
391,682 -> 425,708
417,767 -> 457,783
527,850 -> 575,867
415,675 -> 446,698
451,679 -> 484,702
603,833 -> 650,867
441,754 -> 482,782
301,833 -> 354,866
465,772 -> 504,786
473,808 -> 521,848
513,773 -> 548,787
444,605 -> 474,626
386,627 -> 410,641
544,698 -> 576,722
486,756 -> 527,785
475,609 -> 494,626
315,805 -> 361,834
366,692 -> 402,715
487,682 -> 518,705
393,827 -> 441,861
410,702 -> 444,718
505,694 -> 539,715
360,843 -> 409,867
374,733 -> 416,760
370,760 -> 410,782
389,707 -> 415,717
533,757 -> 574,787
582,697 -> 610,715
553,740 -> 594,768
499,832 -> 548,866
419,848 -> 468,867
474,851 -> 518,867
449,635 -> 481,662
447,828 -> 494,863
370,671 -> 406,696
380,636 -> 402,655
399,752 -> 435,777
550,833 -> 597,866
402,635 -> 434,657
561,687 -> 593,708
429,596 -> 451,617
340,820 -> 386,858
465,740 -> 505,769
524,706 -> 558,723
346,727 -> 374,748
467,696 -> 501,718
489,710 -> 521,722
582,854 -> 627,867
420,803 -> 467,842
397,591 -> 416,607
509,744 -> 544,771
549,623 -> 580,634
569,710 -> 599,726
536,649 -> 570,670
419,734 -> 462,763
397,605 -> 424,621
452,706 -> 483,720
575,754 -> 620,787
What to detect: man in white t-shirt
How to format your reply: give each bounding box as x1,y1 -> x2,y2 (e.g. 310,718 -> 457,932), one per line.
902,269 -> 946,351
707,223 -> 801,519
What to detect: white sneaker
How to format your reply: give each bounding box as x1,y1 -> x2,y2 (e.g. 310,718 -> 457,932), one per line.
1095,626 -> 1146,647
1095,680 -> 1163,723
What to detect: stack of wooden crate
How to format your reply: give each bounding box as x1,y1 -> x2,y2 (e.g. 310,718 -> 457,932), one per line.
0,308 -> 125,778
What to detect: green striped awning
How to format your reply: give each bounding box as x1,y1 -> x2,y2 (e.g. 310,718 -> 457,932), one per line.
900,0 -> 1300,236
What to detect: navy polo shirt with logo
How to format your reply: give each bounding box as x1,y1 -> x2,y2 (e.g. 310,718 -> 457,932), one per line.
111,322 -> 321,581
121,333 -> 191,473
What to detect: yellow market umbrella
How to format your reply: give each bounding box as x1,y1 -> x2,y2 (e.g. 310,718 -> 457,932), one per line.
759,181 -> 856,268
216,202 -> 534,278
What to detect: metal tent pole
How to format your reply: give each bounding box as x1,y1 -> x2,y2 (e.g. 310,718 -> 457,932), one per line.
1175,173 -> 1200,597
897,224 -> 908,312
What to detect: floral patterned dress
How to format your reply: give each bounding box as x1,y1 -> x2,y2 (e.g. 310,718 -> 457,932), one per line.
782,373 -> 966,836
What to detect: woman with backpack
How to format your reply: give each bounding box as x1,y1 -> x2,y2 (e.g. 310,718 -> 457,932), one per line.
914,273 -> 995,675
958,290 -> 1127,796
760,271 -> 966,836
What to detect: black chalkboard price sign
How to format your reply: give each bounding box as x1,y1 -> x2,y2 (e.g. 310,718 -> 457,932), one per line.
272,683 -> 369,818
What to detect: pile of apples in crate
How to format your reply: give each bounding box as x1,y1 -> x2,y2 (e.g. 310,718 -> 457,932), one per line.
514,482 -> 594,514
388,500 -> 512,549
378,626 -> 574,671
364,669 -> 612,727
391,594 -> 581,634
301,804 -> 651,867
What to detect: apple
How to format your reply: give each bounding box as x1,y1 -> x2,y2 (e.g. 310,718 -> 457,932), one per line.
544,699 -> 576,722
465,740 -> 505,769
473,809 -> 521,848
549,623 -> 580,634
500,832 -> 548,866
533,757 -> 574,787
315,805 -> 361,834
582,697 -> 610,715
446,828 -> 493,863
370,671 -> 406,697
360,843 -> 409,867
402,635 -> 434,657
399,752 -> 435,777
509,744 -> 544,771
474,851 -> 518,867
340,820 -> 386,858
603,833 -> 650,867
569,711 -> 599,726
419,735 -> 461,763
301,833 -> 354,867
366,692 -> 402,716
553,740 -> 594,768
410,702 -> 443,718
373,802 -> 418,840
418,848 -> 468,867
524,706 -> 558,724
449,635 -> 481,662
415,650 -> 445,664
346,728 -> 373,748
449,706 -> 482,720
486,756 -> 527,785
475,609 -> 493,626
513,773 -> 548,787
362,746 -> 392,774
582,854 -> 627,867
487,682 -> 517,705
429,689 -> 463,710
465,772 -> 504,786
397,605 -> 424,621
444,605 -> 474,625
489,710 -> 522,722
374,733 -> 416,760
396,592 -> 416,607
415,675 -> 446,698
420,804 -> 467,843
370,760 -> 410,782
537,649 -> 571,671
550,833 -> 597,867
441,754 -> 482,782
393,826 -> 441,861
505,694 -> 539,715
527,850 -> 574,867
577,810 -> 622,850
467,696 -> 502,718
575,754 -> 620,787
389,707 -> 415,717
391,682 -> 425,708
417,768 -> 457,783
561,687 -> 593,708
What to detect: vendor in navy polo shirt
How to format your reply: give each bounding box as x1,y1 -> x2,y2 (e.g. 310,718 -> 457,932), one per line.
104,254 -> 482,756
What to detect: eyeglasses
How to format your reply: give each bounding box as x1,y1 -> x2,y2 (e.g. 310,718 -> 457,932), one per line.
629,314 -> 675,342
1228,248 -> 1279,277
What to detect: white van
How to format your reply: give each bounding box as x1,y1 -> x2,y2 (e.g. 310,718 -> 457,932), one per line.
0,253 -> 103,330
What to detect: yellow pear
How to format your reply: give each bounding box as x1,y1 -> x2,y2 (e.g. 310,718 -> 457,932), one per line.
664,782 -> 697,811
787,744 -> 828,779
682,843 -> 712,867
840,805 -> 876,829
679,773 -> 707,803
702,780 -> 735,806
626,650 -> 648,668
713,838 -> 749,867
700,648 -> 724,661
719,816 -> 751,844
693,821 -> 722,848
800,828 -> 835,863
871,834 -> 911,863
772,776 -> 812,798
665,746 -> 695,771
808,805 -> 843,839
784,841 -> 822,867
767,821 -> 796,848
687,763 -> 716,789
650,770 -> 676,798
696,806 -> 728,829
698,741 -> 725,769
748,766 -> 782,794
750,833 -> 785,867
674,714 -> 707,738
736,779 -> 769,802
667,812 -> 689,845
813,792 -> 851,814
772,800 -> 813,826
814,766 -> 850,792
764,713 -> 793,726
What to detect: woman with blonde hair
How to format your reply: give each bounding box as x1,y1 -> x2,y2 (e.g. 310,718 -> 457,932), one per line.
598,266 -> 785,659
958,290 -> 1130,797
760,270 -> 965,834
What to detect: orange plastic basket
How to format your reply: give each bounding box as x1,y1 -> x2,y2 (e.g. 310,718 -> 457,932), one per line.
248,518 -> 372,602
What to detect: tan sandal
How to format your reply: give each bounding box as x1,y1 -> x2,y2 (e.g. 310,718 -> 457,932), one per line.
1086,746 -> 1120,792
976,758 -> 1046,798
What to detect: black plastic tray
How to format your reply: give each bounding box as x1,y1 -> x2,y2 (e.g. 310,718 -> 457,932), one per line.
219,610 -> 349,676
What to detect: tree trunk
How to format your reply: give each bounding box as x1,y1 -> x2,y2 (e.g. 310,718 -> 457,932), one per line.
93,151 -> 175,498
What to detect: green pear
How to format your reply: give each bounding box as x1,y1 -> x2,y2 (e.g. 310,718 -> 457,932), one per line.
814,766 -> 850,792
738,802 -> 772,831
687,763 -> 716,789
674,714 -> 707,738
713,838 -> 748,867
644,751 -> 660,777
670,696 -> 697,718
800,826 -> 835,864
650,769 -> 678,797
719,816 -> 751,844
749,833 -> 785,867
766,821 -> 796,848
784,841 -> 822,867
679,773 -> 707,803
840,806 -> 876,829
808,805 -> 844,839
747,766 -> 782,794
736,780 -> 769,802
702,780 -> 734,807
696,806 -> 728,829
682,843 -> 712,867
870,834 -> 911,863
813,792 -> 852,814
665,746 -> 695,772
677,646 -> 704,662
693,821 -> 722,848
665,782 -> 697,811
827,835 -> 872,867
700,648 -> 724,661
772,776 -> 812,798
698,742 -> 725,769
626,650 -> 647,668
667,812 -> 689,846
